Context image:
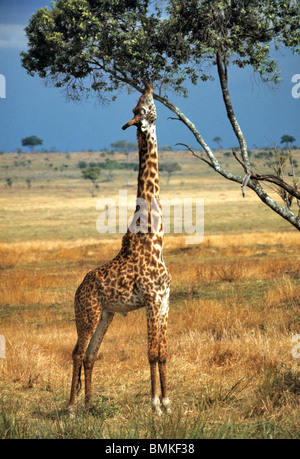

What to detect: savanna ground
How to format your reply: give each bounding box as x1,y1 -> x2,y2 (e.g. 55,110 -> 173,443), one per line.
0,149 -> 299,439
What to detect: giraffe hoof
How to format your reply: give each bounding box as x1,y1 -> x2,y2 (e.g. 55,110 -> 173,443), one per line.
67,405 -> 75,419
164,405 -> 172,415
153,406 -> 163,416
162,398 -> 172,415
152,397 -> 163,416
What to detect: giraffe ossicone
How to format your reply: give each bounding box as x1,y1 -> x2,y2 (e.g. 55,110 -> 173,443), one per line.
67,84 -> 171,417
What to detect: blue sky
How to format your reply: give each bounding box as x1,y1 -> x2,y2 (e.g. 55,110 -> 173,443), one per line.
0,0 -> 299,153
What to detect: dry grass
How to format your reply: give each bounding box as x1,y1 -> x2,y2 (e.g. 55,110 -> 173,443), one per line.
0,232 -> 299,438
1,146 -> 299,438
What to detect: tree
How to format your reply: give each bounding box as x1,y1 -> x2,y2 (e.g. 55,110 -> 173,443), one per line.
160,145 -> 173,152
21,0 -> 300,229
159,162 -> 181,185
82,166 -> 101,197
78,160 -> 88,169
111,140 -> 137,161
213,137 -> 223,150
280,135 -> 296,149
99,158 -> 122,181
21,135 -> 43,152
5,177 -> 13,188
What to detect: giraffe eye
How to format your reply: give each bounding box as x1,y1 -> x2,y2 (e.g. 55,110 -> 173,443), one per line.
140,108 -> 146,115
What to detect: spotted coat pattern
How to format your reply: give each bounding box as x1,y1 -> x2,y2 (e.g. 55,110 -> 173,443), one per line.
67,84 -> 171,416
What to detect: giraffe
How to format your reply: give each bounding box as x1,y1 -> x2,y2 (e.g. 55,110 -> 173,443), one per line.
67,84 -> 171,416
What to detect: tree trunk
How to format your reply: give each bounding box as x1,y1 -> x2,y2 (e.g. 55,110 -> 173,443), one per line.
216,48 -> 250,171
91,181 -> 96,197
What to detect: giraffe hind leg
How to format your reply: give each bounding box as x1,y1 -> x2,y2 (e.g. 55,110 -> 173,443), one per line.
158,290 -> 171,414
83,309 -> 115,409
146,303 -> 163,415
68,271 -> 102,416
76,364 -> 82,395
67,335 -> 92,418
147,291 -> 171,415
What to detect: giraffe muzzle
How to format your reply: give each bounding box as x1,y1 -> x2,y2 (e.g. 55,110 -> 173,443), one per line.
122,118 -> 136,130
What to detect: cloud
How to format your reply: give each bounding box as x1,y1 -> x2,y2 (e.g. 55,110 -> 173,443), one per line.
0,24 -> 27,49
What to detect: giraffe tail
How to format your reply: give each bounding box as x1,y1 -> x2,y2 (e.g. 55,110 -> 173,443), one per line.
76,364 -> 82,395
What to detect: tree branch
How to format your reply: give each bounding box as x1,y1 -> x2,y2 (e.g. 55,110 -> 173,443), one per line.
232,149 -> 300,200
168,116 -> 181,121
252,174 -> 300,200
153,92 -> 239,179
175,143 -> 215,169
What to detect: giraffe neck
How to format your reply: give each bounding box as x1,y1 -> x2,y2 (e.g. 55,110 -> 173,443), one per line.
137,126 -> 160,201
132,126 -> 163,238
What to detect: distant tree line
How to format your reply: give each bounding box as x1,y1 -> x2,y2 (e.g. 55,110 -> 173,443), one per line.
78,159 -> 139,171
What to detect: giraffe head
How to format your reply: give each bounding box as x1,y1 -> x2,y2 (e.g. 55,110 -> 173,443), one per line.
122,84 -> 157,132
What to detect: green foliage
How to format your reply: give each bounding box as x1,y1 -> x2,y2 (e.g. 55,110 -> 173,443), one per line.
98,158 -> 122,171
253,367 -> 300,416
81,165 -> 101,182
6,177 -> 13,187
121,162 -> 139,171
167,0 -> 300,84
213,137 -> 223,149
21,0 -> 175,100
89,396 -> 122,420
110,140 -> 137,152
159,162 -> 181,174
21,0 -> 300,101
159,161 -> 181,184
0,405 -> 30,439
82,165 -> 101,196
160,145 -> 173,151
78,160 -> 88,169
254,151 -> 274,159
80,159 -> 138,171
